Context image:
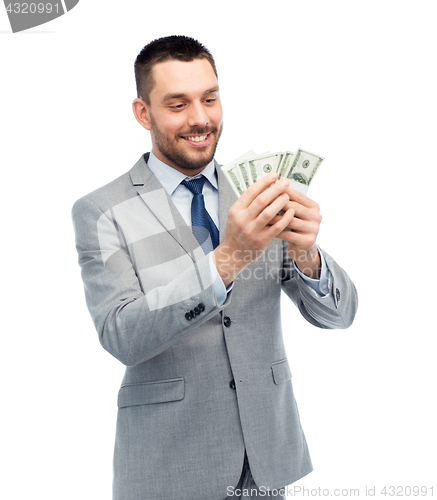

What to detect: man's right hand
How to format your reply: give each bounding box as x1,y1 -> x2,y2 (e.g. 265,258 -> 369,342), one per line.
213,172 -> 295,287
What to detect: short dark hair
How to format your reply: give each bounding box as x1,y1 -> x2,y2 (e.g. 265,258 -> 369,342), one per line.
134,35 -> 218,105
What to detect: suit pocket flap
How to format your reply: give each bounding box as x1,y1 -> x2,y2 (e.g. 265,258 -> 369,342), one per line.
118,378 -> 185,408
271,359 -> 292,385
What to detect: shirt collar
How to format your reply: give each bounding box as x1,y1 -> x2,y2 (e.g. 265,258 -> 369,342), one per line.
147,150 -> 218,196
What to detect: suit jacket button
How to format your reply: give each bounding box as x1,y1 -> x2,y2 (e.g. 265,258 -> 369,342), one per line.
185,312 -> 192,321
198,303 -> 205,312
229,379 -> 236,390
223,316 -> 232,328
194,306 -> 200,315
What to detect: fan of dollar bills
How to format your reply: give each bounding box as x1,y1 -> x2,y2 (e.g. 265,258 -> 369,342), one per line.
221,149 -> 324,199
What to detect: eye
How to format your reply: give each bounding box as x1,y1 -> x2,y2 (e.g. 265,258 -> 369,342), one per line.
169,103 -> 186,110
204,96 -> 217,104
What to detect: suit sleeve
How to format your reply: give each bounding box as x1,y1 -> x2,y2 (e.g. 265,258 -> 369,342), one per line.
72,196 -> 231,367
280,241 -> 358,329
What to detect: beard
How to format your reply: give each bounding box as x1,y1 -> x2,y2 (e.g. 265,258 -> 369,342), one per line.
149,114 -> 223,171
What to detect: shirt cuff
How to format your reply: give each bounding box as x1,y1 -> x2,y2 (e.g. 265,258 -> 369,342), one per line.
293,247 -> 331,296
208,252 -> 233,306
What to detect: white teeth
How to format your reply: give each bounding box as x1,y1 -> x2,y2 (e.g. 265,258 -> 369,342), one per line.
186,134 -> 207,142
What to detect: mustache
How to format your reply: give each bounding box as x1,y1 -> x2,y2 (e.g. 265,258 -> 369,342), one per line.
178,126 -> 217,137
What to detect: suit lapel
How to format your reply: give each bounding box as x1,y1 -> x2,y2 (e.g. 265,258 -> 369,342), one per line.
130,154 -> 201,259
129,154 -> 238,256
216,160 -> 237,243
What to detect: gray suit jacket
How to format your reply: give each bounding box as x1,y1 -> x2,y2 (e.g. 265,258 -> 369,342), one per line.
72,153 -> 358,500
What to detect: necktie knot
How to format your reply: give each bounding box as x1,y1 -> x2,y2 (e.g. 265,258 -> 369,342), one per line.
181,176 -> 206,195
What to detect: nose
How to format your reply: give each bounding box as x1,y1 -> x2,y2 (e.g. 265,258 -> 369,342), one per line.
187,101 -> 209,128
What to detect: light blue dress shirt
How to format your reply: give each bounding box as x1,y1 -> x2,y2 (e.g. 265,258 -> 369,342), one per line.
147,151 -> 330,305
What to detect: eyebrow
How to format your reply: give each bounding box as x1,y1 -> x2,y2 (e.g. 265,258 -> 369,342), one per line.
161,86 -> 220,103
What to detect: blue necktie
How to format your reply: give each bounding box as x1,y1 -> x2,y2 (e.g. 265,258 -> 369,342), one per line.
181,175 -> 220,253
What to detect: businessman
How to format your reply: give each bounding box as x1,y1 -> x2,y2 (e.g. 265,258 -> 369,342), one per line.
72,35 -> 358,500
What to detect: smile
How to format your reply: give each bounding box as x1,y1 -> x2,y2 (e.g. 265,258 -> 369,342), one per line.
181,133 -> 211,146
183,134 -> 208,142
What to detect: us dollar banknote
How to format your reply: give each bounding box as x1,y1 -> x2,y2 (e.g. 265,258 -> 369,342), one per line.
221,150 -> 256,197
221,148 -> 324,198
282,149 -> 324,194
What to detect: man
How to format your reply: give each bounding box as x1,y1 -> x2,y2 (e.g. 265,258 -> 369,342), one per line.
72,36 -> 358,500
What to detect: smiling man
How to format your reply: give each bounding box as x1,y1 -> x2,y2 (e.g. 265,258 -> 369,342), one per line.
72,36 -> 358,500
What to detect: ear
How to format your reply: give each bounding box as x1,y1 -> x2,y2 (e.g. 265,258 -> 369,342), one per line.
132,98 -> 152,131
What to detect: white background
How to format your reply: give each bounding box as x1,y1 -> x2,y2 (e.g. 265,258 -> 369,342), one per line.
1,1 -> 436,498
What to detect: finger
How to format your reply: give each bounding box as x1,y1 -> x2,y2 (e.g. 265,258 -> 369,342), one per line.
281,201 -> 308,220
248,179 -> 292,219
252,192 -> 291,233
269,213 -> 314,232
275,227 -> 316,247
285,187 -> 320,210
282,200 -> 322,224
238,172 -> 279,209
265,207 -> 296,238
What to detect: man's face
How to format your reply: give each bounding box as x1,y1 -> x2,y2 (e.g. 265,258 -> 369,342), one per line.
144,58 -> 223,174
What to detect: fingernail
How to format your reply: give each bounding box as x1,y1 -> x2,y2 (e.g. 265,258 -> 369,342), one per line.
281,180 -> 290,188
